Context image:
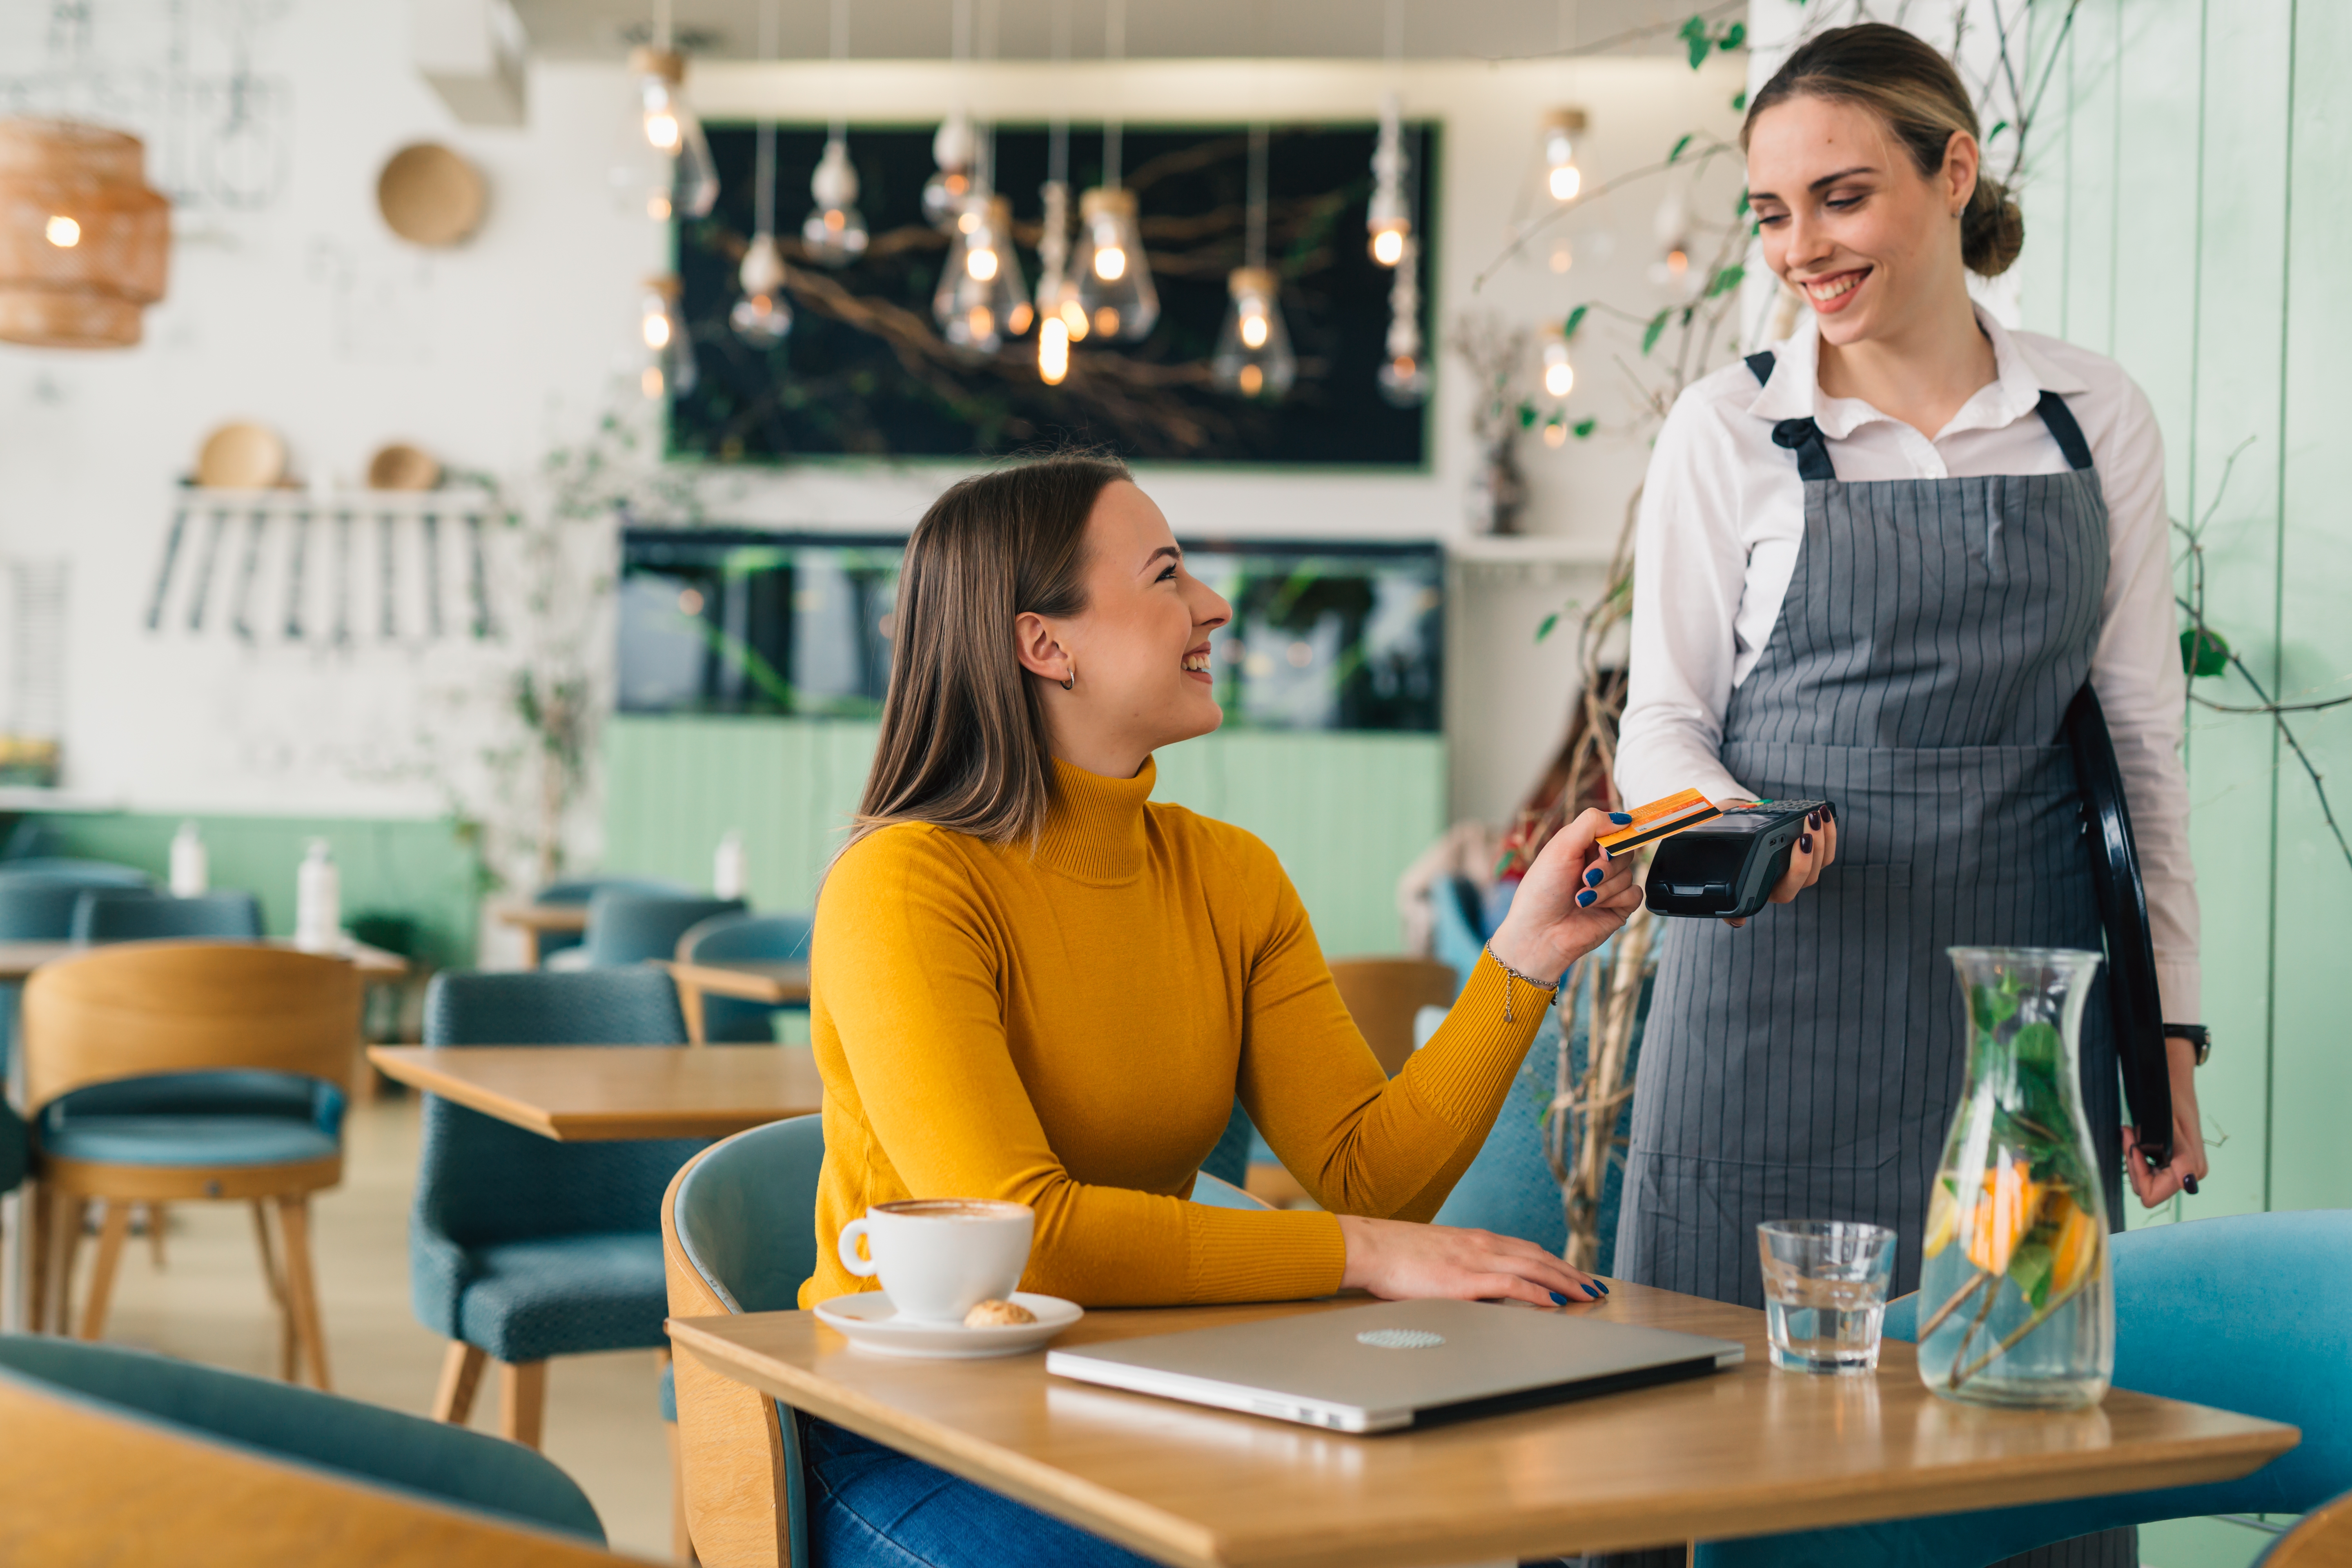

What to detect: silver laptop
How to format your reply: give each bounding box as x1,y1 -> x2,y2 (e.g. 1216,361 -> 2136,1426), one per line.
1045,1299 -> 1743,1434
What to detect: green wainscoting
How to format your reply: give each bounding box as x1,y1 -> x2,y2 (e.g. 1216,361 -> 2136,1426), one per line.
13,813 -> 481,966
2024,3 -> 2352,1562
600,715 -> 1447,958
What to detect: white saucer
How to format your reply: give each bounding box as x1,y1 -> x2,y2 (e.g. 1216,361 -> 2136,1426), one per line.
812,1291 -> 1083,1359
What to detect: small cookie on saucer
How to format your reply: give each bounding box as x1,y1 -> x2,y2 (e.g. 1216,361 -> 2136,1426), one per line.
964,1298 -> 1036,1327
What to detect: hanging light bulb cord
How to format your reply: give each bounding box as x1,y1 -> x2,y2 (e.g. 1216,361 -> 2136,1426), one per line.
1048,0 -> 1071,187
951,0 -> 973,141
1246,124 -> 1268,273
653,0 -> 673,52
976,0 -> 999,197
753,0 -> 780,238
1102,0 -> 1124,189
828,0 -> 849,145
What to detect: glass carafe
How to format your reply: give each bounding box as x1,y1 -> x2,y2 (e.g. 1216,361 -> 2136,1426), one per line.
1918,948 -> 2115,1408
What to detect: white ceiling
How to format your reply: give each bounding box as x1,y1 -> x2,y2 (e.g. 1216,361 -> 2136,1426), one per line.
508,0 -> 1736,62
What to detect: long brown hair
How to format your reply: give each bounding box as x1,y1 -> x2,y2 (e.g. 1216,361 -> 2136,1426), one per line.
844,452 -> 1129,855
1743,23 -> 2025,277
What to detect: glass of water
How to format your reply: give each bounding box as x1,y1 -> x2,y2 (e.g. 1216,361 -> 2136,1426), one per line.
1757,1220 -> 1898,1374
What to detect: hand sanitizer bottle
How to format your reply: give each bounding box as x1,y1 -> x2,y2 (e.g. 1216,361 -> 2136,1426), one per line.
295,838 -> 341,951
714,829 -> 747,900
169,820 -> 208,897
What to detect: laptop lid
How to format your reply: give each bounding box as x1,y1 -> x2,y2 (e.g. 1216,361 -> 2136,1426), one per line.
1045,1300 -> 1744,1434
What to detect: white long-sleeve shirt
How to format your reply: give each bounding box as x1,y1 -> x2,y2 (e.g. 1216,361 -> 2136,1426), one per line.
1616,307 -> 2200,1020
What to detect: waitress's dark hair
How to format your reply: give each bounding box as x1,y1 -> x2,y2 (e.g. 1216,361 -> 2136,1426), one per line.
1743,23 -> 2024,277
844,450 -> 1129,855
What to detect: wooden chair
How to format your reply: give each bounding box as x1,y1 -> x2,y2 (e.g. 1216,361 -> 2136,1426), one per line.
1325,956 -> 1460,1076
21,942 -> 362,1390
2263,1492 -> 2352,1568
663,1117 -> 821,1568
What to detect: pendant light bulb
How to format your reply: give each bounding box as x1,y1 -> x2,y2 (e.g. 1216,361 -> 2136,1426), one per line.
923,112 -> 976,227
640,274 -> 695,397
1366,91 -> 1410,267
1211,267 -> 1296,402
1072,187 -> 1157,341
1542,336 -> 1574,399
1542,109 -> 1587,203
1376,235 -> 1428,408
933,194 -> 1030,353
1038,314 -> 1071,384
731,235 -> 792,347
802,138 -> 869,265
1034,179 -> 1088,355
630,47 -> 718,220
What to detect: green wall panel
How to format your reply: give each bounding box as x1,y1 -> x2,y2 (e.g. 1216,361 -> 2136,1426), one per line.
601,716 -> 1445,958
2026,0 -> 2352,1559
2267,0 -> 2352,1216
16,813 -> 479,967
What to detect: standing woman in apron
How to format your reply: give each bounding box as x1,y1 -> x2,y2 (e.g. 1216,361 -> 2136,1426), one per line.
1616,19 -> 2210,1407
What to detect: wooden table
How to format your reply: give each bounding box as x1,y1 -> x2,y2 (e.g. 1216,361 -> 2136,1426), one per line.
368,1045 -> 823,1142
0,937 -> 410,982
490,902 -> 589,967
668,1285 -> 2297,1568
0,1373 -> 635,1564
660,959 -> 811,1045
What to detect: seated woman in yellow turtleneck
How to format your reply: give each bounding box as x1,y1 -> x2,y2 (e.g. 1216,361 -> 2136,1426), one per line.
797,452 -> 1642,1568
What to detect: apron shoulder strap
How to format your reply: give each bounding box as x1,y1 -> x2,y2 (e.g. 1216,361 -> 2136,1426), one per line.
2034,390 -> 2096,471
1747,351 -> 1838,482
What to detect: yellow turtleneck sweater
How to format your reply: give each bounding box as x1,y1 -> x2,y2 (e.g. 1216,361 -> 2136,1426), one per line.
800,757 -> 1549,1309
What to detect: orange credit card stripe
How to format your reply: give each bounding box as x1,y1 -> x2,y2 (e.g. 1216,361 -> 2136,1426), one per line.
1599,789 -> 1722,858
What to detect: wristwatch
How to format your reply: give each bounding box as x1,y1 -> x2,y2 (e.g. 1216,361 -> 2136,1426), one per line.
2164,1024 -> 2211,1066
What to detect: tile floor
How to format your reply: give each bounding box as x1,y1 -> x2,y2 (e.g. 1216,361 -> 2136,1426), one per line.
58,1089 -> 676,1562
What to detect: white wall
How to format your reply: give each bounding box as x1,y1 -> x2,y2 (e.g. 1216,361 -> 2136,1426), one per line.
0,2 -> 1742,839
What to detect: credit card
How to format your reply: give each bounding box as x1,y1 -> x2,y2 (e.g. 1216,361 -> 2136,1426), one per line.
1599,788 -> 1723,858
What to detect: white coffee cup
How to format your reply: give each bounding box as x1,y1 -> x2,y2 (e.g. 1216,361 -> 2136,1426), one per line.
836,1199 -> 1035,1325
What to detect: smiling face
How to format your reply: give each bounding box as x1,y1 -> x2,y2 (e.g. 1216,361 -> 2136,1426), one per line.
1746,93 -> 1977,350
1013,479 -> 1232,776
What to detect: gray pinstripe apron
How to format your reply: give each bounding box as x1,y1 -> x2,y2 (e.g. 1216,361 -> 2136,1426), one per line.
1616,354 -> 2126,1317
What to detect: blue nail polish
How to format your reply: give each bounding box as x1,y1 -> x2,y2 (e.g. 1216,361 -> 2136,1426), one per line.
1576,889 -> 1596,907
1584,866 -> 1604,887
1549,1291 -> 1568,1306
1596,1280 -> 1611,1294
1609,812 -> 1633,825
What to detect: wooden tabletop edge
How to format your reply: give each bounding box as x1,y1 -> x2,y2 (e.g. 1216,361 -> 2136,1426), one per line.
665,1318 -> 1226,1567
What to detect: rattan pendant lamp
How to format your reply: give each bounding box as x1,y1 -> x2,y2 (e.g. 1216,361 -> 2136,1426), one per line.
0,118 -> 170,349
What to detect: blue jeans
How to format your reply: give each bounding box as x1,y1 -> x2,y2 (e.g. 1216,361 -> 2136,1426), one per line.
802,1418 -> 1156,1568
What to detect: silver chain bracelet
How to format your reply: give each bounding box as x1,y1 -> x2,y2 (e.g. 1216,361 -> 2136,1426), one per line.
1484,944 -> 1560,1024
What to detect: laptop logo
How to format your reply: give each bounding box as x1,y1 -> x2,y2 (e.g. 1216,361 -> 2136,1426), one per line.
1356,1328 -> 1446,1350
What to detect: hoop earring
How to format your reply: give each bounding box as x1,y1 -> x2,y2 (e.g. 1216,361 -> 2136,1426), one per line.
1060,662 -> 1076,692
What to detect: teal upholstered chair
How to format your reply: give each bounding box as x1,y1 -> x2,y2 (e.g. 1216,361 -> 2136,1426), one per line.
1697,1210 -> 2352,1568
577,893 -> 746,970
0,857 -> 151,886
677,911 -> 814,1043
0,864 -> 156,1080
413,969 -> 706,1450
71,889 -> 263,942
1431,924 -> 1653,1271
0,1334 -> 603,1544
0,1100 -> 24,1195
528,875 -> 695,967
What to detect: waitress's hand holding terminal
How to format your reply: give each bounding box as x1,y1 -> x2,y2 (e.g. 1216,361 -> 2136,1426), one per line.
1639,797 -> 1839,926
